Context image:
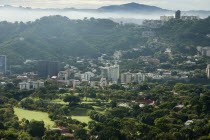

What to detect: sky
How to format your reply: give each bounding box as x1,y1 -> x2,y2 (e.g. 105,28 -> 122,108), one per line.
0,0 -> 210,10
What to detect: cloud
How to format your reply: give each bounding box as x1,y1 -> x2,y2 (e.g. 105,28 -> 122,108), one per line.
0,0 -> 209,10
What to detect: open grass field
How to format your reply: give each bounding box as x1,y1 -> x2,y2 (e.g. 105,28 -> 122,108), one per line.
49,99 -> 68,105
14,107 -> 55,127
70,107 -> 92,116
71,116 -> 92,124
93,106 -> 106,114
70,107 -> 93,123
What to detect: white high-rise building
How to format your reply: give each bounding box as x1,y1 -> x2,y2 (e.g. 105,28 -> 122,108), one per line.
100,65 -> 120,83
121,72 -> 133,84
0,55 -> 6,76
101,67 -> 109,79
108,65 -> 119,83
133,73 -> 145,83
206,64 -> 210,79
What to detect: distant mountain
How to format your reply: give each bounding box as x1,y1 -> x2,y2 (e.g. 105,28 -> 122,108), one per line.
0,3 -> 209,18
1,3 -> 210,14
97,2 -> 170,13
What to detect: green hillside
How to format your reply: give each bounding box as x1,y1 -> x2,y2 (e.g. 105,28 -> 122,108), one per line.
0,16 -> 146,65
156,17 -> 210,46
0,15 -> 210,65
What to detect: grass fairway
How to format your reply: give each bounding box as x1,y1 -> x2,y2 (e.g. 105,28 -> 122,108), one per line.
14,107 -> 55,128
70,107 -> 92,116
71,107 -> 93,124
72,116 -> 92,124
93,106 -> 106,114
49,99 -> 68,105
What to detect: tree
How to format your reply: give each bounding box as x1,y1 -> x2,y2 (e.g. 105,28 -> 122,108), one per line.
28,120 -> 45,137
63,95 -> 81,105
42,130 -> 61,140
0,122 -> 4,129
74,128 -> 89,140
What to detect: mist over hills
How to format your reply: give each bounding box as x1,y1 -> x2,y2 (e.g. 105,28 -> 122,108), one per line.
2,3 -> 209,13
0,3 -> 209,23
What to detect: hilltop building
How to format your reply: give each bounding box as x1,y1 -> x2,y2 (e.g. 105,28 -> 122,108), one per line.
160,11 -> 199,23
175,10 -> 181,19
181,15 -> 199,20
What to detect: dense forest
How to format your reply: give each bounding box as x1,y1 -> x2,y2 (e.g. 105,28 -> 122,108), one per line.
156,17 -> 210,47
0,16 -> 147,65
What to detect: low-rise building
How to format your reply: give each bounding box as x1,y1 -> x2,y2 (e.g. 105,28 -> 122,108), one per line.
73,80 -> 80,88
19,82 -> 30,90
139,56 -> 160,65
197,46 -> 210,57
181,16 -> 199,20
81,72 -> 94,81
121,72 -> 145,84
19,81 -> 45,90
100,78 -> 107,87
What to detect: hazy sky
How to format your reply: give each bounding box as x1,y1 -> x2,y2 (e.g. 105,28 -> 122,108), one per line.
0,0 -> 210,10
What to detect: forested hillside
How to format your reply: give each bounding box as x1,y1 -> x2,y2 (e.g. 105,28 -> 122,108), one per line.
156,17 -> 210,47
0,15 -> 210,65
0,16 -> 146,65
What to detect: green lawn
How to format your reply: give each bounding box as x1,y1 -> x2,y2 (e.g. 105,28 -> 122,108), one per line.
71,116 -> 92,124
70,107 -> 92,116
70,107 -> 93,124
14,107 -> 55,128
93,106 -> 106,114
49,99 -> 68,105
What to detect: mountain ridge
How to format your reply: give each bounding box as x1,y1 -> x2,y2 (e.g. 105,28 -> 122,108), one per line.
97,2 -> 170,13
1,3 -> 210,13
